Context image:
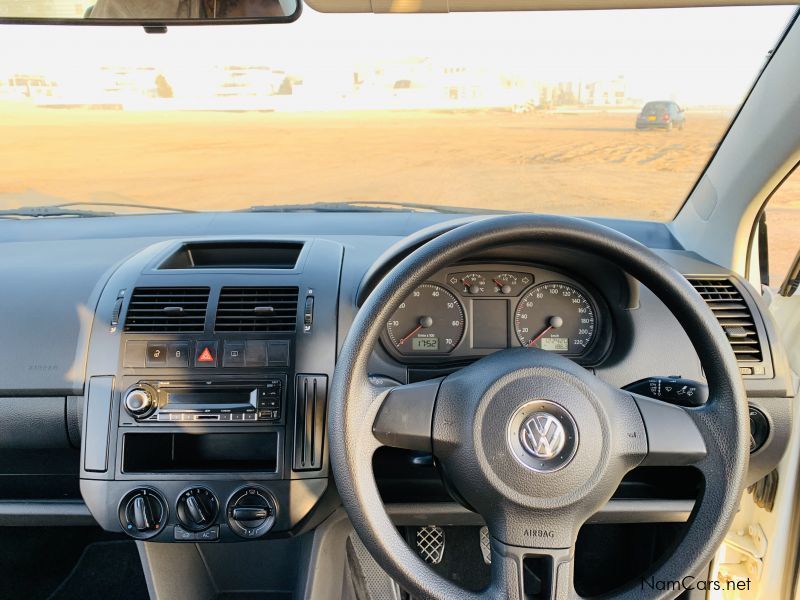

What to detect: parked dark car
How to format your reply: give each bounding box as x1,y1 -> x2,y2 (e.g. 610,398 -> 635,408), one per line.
636,100 -> 685,130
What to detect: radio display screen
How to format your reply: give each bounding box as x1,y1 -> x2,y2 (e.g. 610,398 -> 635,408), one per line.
167,388 -> 256,407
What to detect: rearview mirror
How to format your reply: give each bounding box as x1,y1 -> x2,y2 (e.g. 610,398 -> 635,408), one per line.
0,0 -> 299,24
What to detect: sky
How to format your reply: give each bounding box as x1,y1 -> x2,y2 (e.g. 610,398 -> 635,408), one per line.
0,4 -> 796,105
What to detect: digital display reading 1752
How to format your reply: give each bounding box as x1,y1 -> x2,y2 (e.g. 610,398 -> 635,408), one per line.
412,338 -> 440,351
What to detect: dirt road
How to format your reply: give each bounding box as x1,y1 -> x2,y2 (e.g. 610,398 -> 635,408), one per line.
0,107 -> 728,217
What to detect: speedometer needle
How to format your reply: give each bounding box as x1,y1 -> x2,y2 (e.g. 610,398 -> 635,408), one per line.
398,316 -> 434,346
527,315 -> 563,347
398,325 -> 422,345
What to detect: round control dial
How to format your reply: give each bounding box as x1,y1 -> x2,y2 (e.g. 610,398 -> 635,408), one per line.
124,386 -> 156,417
226,486 -> 277,539
177,487 -> 219,532
119,487 -> 167,540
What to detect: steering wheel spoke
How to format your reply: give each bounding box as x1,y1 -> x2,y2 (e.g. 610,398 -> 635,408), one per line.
486,530 -> 578,600
628,392 -> 708,467
371,377 -> 442,452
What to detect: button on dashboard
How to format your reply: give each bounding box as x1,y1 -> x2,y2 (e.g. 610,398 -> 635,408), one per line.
146,343 -> 167,366
222,341 -> 245,367
267,341 -> 289,366
174,526 -> 196,541
196,526 -> 219,541
194,342 -> 218,367
167,342 -> 190,367
245,340 -> 267,367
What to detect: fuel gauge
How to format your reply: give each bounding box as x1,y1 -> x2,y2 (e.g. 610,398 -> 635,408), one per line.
490,272 -> 533,296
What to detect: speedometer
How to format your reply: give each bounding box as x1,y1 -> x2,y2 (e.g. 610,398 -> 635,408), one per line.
386,283 -> 465,356
514,282 -> 596,354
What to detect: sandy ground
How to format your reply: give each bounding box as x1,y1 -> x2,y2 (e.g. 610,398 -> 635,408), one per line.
0,104 -> 796,282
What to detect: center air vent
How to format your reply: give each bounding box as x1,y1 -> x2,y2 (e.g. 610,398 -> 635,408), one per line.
688,278 -> 763,365
215,287 -> 299,332
124,287 -> 210,333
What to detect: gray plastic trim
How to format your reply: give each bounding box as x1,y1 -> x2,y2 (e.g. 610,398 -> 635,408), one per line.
83,376 -> 114,472
0,500 -> 96,526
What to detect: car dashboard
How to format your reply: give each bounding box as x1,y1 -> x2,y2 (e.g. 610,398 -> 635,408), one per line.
0,211 -> 794,550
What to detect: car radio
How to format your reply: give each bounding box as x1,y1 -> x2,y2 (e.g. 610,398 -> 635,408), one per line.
121,379 -> 283,424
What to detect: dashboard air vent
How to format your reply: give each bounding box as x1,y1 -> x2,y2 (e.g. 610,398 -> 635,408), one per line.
688,278 -> 763,364
215,287 -> 299,332
124,287 -> 210,333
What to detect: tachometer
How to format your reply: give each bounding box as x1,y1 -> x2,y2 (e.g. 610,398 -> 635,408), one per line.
386,283 -> 465,355
514,282 -> 596,354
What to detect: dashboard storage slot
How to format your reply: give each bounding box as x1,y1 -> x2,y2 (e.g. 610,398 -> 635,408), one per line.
122,432 -> 278,473
293,375 -> 327,471
158,241 -> 304,270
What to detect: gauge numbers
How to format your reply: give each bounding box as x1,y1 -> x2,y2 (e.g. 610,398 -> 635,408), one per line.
386,283 -> 465,355
514,282 -> 596,354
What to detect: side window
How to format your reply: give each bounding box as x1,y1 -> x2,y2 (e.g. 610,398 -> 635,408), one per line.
764,167 -> 800,293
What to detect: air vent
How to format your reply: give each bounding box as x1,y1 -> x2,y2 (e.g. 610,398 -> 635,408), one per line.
293,375 -> 328,471
215,287 -> 299,332
124,287 -> 210,333
688,278 -> 763,364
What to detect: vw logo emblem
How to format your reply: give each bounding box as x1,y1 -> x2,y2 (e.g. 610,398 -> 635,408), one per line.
520,412 -> 566,459
508,400 -> 578,472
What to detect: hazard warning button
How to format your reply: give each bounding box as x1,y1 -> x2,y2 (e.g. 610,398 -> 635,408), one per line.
194,342 -> 218,368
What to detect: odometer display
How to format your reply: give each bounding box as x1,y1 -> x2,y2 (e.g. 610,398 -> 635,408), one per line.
514,282 -> 596,354
386,283 -> 465,356
412,338 -> 440,351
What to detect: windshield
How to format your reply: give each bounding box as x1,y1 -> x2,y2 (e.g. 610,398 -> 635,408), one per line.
0,6 -> 794,219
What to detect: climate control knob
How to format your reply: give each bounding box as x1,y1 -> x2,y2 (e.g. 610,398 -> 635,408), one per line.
226,486 -> 276,538
124,386 -> 155,417
177,487 -> 219,532
119,488 -> 167,540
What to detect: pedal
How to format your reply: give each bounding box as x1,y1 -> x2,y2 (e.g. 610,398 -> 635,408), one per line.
479,526 -> 491,565
416,526 -> 445,565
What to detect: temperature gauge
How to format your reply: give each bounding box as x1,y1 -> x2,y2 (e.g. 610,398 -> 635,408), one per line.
448,272 -> 488,295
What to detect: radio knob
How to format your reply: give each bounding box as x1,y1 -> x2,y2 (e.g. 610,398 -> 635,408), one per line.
124,387 -> 154,416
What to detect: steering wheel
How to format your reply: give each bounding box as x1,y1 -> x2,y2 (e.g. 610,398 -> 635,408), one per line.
329,214 -> 748,600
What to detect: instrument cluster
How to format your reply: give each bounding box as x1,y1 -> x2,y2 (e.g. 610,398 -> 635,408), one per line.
381,263 -> 612,365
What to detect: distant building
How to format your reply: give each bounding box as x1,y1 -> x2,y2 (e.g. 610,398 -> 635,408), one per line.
0,73 -> 56,99
582,77 -> 629,106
